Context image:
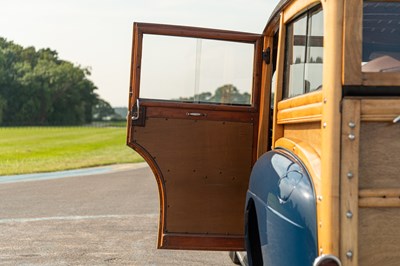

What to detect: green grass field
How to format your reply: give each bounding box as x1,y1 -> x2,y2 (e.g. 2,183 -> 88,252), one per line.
0,126 -> 144,175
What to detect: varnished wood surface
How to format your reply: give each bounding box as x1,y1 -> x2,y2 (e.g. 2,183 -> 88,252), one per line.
271,14 -> 286,149
359,208 -> 400,266
359,188 -> 400,198
339,98 -> 400,265
362,72 -> 400,86
162,234 -> 244,251
277,102 -> 322,124
342,0 -> 363,85
257,36 -> 273,156
341,0 -> 400,86
283,0 -> 321,23
132,118 -> 254,250
127,22 -> 264,251
144,105 -> 258,123
134,22 -> 261,42
359,122 -> 400,189
360,98 -> 400,121
277,90 -> 322,110
283,122 -> 321,155
277,91 -> 323,124
340,99 -> 361,266
318,0 -> 343,256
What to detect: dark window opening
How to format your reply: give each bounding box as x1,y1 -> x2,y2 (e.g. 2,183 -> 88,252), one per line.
362,1 -> 400,72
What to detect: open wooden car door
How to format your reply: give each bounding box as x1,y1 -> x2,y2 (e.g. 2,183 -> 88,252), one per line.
127,23 -> 263,251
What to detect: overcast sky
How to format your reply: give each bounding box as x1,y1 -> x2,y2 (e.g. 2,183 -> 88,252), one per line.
0,0 -> 279,107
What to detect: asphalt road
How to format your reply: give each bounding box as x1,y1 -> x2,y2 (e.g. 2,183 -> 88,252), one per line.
0,163 -> 235,265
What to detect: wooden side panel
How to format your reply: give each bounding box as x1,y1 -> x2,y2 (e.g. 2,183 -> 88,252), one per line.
358,104 -> 400,265
359,208 -> 400,266
340,98 -> 400,265
133,118 -> 253,248
359,122 -> 400,189
283,122 -> 321,156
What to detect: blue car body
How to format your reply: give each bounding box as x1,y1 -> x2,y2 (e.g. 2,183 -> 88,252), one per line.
245,149 -> 318,266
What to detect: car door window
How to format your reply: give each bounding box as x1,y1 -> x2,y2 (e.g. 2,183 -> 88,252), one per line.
140,35 -> 254,105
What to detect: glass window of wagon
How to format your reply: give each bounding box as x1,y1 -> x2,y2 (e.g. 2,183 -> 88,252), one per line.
362,1 -> 400,72
283,5 -> 324,98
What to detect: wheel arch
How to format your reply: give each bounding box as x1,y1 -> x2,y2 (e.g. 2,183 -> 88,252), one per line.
245,145 -> 319,265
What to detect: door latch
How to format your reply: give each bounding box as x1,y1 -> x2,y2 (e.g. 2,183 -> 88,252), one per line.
131,99 -> 140,121
131,99 -> 146,127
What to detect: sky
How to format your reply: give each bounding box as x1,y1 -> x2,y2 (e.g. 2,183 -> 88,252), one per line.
0,0 -> 280,107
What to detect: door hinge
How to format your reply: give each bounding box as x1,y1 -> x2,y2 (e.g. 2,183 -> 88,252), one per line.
262,47 -> 271,64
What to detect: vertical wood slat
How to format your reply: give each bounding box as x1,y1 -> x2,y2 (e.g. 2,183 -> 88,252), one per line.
340,99 -> 361,266
272,14 -> 286,148
257,36 -> 273,157
342,0 -> 363,85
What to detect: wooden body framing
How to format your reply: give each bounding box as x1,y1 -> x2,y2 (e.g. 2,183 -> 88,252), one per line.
269,0 -> 344,256
340,98 -> 400,266
267,0 -> 399,261
127,0 -> 400,261
127,23 -> 263,250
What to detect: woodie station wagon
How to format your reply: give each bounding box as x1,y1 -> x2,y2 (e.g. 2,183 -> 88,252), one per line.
127,0 -> 400,265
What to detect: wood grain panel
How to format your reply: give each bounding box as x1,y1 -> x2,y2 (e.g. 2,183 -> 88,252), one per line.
359,122 -> 400,189
363,72 -> 400,86
277,90 -> 322,110
162,234 -> 243,251
134,118 -> 253,238
283,122 -> 321,155
360,98 -> 400,121
340,99 -> 361,266
359,208 -> 400,266
144,105 -> 258,122
342,0 -> 363,85
271,14 -> 286,148
135,22 -> 261,43
277,102 -> 322,124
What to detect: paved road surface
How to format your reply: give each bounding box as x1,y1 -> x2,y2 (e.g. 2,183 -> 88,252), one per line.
0,164 -> 235,265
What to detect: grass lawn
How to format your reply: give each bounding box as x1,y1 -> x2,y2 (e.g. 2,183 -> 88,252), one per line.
0,126 -> 144,175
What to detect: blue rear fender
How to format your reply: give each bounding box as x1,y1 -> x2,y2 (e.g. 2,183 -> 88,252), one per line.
245,149 -> 318,266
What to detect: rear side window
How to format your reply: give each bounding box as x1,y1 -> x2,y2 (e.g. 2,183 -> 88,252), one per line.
362,2 -> 400,72
283,6 -> 324,99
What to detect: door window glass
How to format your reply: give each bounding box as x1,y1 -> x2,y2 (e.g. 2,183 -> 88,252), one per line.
362,2 -> 400,72
283,6 -> 324,98
140,35 -> 254,105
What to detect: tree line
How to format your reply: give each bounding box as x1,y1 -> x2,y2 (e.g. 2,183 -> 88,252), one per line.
177,84 -> 251,105
0,37 -> 116,126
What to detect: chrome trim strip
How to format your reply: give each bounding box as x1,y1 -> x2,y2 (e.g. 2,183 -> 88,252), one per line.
313,254 -> 342,266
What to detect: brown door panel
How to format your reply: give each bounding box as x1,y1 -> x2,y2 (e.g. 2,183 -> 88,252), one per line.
127,23 -> 263,250
128,114 -> 255,250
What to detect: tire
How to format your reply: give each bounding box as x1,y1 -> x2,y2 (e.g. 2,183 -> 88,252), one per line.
229,251 -> 241,265
245,200 -> 263,266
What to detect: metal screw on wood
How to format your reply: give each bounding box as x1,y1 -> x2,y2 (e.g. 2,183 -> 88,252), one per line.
346,250 -> 353,259
346,211 -> 353,219
348,134 -> 355,140
348,121 -> 356,128
347,172 -> 353,178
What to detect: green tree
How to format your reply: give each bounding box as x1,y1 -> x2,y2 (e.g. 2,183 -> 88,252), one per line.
0,37 -> 106,126
178,84 -> 250,105
92,98 -> 116,120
